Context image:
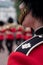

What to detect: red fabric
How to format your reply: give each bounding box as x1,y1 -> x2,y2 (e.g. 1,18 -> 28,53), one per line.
24,35 -> 32,40
7,44 -> 43,65
16,33 -> 23,39
0,29 -> 6,33
17,27 -> 23,32
24,32 -> 32,37
25,31 -> 32,34
21,34 -> 25,40
1,29 -> 6,33
10,28 -> 16,32
6,34 -> 14,40
0,34 -> 4,40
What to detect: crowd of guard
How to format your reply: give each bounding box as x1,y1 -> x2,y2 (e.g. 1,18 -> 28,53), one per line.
0,18 -> 33,55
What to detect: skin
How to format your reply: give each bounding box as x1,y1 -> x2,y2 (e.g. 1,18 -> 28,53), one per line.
22,12 -> 43,31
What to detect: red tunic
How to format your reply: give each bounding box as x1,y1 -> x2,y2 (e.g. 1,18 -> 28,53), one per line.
24,34 -> 32,40
16,32 -> 23,39
7,43 -> 43,65
7,27 -> 43,65
17,27 -> 23,32
10,28 -> 16,33
0,33 -> 4,40
6,31 -> 14,40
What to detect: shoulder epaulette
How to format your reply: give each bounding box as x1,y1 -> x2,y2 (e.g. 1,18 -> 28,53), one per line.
14,35 -> 43,55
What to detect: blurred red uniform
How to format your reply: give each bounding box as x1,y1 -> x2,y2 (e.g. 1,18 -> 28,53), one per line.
10,27 -> 16,33
23,27 -> 32,41
16,31 -> 24,45
24,33 -> 32,41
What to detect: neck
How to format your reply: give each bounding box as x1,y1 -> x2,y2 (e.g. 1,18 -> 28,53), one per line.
33,18 -> 43,31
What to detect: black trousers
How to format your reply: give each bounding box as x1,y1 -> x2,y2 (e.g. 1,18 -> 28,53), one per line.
0,40 -> 4,51
6,39 -> 13,54
16,39 -> 24,46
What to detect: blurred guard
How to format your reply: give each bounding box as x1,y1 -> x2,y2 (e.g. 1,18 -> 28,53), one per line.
16,25 -> 24,45
5,17 -> 14,54
0,21 -> 5,52
24,27 -> 32,41
5,29 -> 14,55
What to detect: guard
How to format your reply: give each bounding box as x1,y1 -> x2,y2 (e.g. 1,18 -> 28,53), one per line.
7,0 -> 43,65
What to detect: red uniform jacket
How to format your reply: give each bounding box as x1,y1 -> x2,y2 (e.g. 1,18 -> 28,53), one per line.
0,33 -> 4,40
0,29 -> 6,40
10,28 -> 16,33
7,27 -> 43,65
16,32 -> 23,39
24,33 -> 32,40
17,26 -> 23,32
6,31 -> 14,40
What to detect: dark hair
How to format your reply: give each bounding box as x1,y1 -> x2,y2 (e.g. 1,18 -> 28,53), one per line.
8,17 -> 14,23
0,21 -> 5,26
22,0 -> 43,20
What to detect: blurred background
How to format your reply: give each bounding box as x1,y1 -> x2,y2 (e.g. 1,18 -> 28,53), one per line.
0,0 -> 33,65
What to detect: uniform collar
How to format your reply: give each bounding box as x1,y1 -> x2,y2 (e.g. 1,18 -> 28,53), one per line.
34,27 -> 43,35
